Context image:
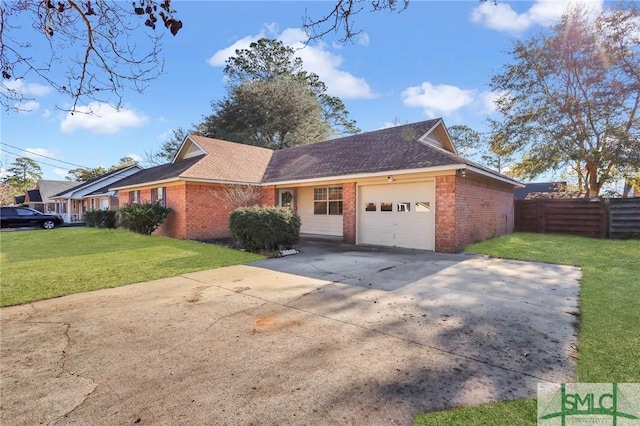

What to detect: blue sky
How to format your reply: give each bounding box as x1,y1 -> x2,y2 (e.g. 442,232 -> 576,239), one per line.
1,0 -> 606,181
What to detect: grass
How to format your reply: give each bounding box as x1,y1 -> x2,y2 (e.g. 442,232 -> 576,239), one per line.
415,233 -> 640,425
0,227 -> 264,307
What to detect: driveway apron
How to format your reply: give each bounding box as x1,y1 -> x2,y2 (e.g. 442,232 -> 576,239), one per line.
0,242 -> 581,425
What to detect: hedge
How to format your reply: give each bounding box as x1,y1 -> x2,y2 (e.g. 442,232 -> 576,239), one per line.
229,206 -> 300,253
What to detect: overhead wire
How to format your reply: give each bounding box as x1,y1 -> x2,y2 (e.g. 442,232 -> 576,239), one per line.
0,142 -> 90,169
0,147 -> 74,171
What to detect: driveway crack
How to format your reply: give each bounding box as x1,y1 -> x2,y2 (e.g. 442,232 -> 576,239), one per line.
20,321 -> 98,425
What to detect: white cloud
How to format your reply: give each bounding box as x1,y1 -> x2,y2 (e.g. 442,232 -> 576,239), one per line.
401,82 -> 476,116
60,102 -> 149,134
356,33 -> 370,47
206,33 -> 265,67
23,147 -> 56,159
15,100 -> 40,113
476,91 -> 506,115
156,129 -> 174,141
53,168 -> 68,179
2,79 -> 53,97
471,0 -> 603,33
126,153 -> 143,163
208,26 -> 377,99
42,109 -> 52,119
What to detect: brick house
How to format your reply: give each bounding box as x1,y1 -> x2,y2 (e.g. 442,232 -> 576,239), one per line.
111,119 -> 523,253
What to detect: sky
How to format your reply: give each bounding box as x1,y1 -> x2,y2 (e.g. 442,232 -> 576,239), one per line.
0,0 -> 607,181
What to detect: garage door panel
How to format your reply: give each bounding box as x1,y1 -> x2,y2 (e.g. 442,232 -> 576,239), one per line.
358,182 -> 435,250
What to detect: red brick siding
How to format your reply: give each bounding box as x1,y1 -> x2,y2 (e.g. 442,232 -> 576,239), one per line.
261,185 -> 277,206
154,184 -> 187,239
435,176 -> 457,253
454,175 -> 514,251
435,174 -> 514,253
183,184 -> 234,240
342,182 -> 356,244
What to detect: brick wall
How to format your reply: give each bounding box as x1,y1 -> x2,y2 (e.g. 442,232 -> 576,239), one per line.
435,174 -> 514,253
435,175 -> 457,252
183,184 -> 234,240
342,182 -> 356,244
154,184 -> 187,239
454,175 -> 514,251
261,185 -> 277,206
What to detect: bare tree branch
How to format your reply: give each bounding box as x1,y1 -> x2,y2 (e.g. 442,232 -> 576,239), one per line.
0,0 -> 182,113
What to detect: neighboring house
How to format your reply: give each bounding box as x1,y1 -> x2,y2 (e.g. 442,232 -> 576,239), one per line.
13,195 -> 25,205
111,119 -> 524,253
514,182 -> 566,200
50,165 -> 143,222
24,180 -> 78,212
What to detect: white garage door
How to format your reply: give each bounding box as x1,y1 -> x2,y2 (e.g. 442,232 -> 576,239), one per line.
358,181 -> 435,250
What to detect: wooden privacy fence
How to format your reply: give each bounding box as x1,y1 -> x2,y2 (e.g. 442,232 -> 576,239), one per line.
514,198 -> 640,239
609,198 -> 640,239
515,199 -> 608,238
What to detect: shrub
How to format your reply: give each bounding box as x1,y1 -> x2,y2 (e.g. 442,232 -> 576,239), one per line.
229,206 -> 300,253
84,209 -> 118,229
118,202 -> 172,235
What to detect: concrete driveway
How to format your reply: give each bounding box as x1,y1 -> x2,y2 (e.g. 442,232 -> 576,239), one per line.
0,242 -> 580,425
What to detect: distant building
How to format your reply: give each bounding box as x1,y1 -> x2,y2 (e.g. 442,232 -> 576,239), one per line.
514,182 -> 567,200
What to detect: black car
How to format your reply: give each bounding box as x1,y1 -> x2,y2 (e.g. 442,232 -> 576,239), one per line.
0,207 -> 64,229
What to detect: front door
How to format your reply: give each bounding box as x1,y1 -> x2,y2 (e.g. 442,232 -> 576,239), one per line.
278,189 -> 295,210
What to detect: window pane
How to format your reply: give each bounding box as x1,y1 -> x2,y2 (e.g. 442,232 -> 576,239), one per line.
365,202 -> 377,212
151,189 -> 157,203
328,186 -> 342,200
314,202 -> 327,215
329,201 -> 343,215
17,208 -> 37,216
314,188 -> 327,201
396,202 -> 410,212
381,202 -> 393,212
415,201 -> 431,213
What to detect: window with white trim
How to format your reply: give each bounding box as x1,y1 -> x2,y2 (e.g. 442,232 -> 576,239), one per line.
313,186 -> 343,215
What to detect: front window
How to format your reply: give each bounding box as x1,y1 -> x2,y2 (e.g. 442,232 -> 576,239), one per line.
151,187 -> 166,207
128,190 -> 140,204
313,186 -> 343,215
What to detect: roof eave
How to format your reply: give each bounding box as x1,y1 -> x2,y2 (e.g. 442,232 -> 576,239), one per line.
465,165 -> 524,187
264,164 -> 466,186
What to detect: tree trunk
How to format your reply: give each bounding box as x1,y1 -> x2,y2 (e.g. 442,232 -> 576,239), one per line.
586,163 -> 600,198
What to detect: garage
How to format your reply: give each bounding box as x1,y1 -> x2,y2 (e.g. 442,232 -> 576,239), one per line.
358,181 -> 436,250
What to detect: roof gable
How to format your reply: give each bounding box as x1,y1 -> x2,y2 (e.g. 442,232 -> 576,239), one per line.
35,180 -> 78,200
52,165 -> 144,198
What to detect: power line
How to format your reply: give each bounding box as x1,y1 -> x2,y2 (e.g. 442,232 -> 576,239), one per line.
0,142 -> 90,169
0,148 -> 74,171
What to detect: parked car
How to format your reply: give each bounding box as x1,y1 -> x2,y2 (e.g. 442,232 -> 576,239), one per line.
0,207 -> 64,229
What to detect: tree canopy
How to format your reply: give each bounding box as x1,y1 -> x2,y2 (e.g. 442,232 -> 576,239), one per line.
199,38 -> 359,150
65,156 -> 138,182
2,156 -> 42,194
490,3 -> 640,197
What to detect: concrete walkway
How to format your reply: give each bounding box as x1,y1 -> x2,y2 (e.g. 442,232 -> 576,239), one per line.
0,243 -> 581,425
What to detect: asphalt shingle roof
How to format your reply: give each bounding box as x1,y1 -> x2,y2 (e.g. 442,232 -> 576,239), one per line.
184,136 -> 273,183
108,155 -> 205,189
262,119 -> 463,182
110,120 -> 519,189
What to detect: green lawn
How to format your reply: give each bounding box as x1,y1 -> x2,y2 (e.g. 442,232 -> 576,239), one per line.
0,227 -> 264,307
415,233 -> 640,425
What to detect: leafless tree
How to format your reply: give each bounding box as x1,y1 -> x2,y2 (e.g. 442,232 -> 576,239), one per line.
211,184 -> 262,211
303,0 -> 409,42
0,0 -> 182,112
